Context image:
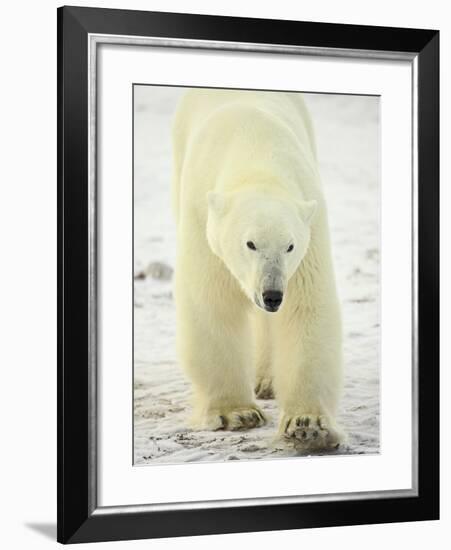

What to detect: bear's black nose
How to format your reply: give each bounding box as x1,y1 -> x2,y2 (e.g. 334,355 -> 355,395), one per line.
262,290 -> 283,311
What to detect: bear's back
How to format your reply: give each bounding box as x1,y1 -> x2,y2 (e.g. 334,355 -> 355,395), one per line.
171,89 -> 318,222
173,89 -> 315,157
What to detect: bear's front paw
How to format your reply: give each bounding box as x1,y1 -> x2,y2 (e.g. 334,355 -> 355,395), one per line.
193,405 -> 266,431
255,377 -> 274,399
281,413 -> 343,452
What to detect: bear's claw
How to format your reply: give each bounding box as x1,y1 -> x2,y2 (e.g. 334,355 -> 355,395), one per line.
255,377 -> 275,399
220,407 -> 266,430
281,413 -> 343,451
197,406 -> 266,431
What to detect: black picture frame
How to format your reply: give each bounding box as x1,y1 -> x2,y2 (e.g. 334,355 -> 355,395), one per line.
57,5 -> 439,544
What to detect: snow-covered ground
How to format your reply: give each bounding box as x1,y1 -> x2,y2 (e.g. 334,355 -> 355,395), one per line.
133,86 -> 380,465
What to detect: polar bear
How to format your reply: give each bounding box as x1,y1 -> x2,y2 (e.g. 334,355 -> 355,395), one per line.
171,89 -> 343,450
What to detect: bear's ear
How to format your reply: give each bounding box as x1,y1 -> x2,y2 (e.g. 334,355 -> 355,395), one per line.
297,199 -> 317,225
207,191 -> 227,217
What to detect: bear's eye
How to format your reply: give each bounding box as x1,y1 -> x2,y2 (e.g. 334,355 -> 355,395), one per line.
246,241 -> 257,251
287,244 -> 294,253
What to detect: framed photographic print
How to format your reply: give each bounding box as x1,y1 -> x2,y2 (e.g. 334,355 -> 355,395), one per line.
57,6 -> 439,544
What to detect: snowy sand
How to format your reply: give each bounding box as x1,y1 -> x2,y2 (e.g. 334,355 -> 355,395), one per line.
133,86 -> 380,465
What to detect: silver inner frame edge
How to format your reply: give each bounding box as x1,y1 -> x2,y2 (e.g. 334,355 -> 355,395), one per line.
87,33 -> 419,515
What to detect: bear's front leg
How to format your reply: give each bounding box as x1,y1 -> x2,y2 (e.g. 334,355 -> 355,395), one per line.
272,291 -> 344,451
253,309 -> 275,399
175,287 -> 265,432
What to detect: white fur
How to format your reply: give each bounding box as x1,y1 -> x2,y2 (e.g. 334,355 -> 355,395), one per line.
171,89 -> 344,450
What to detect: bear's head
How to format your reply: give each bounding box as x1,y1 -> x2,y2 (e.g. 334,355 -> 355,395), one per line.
206,190 -> 317,313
